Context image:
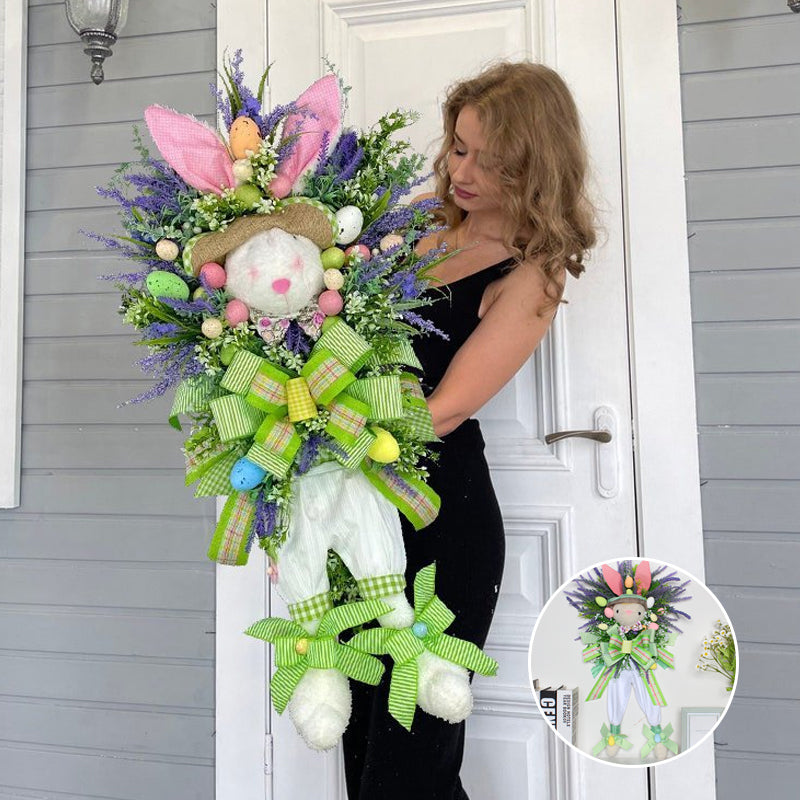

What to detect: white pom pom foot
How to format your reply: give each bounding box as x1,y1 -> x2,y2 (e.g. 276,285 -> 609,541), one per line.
605,743 -> 621,758
376,591 -> 415,629
416,650 -> 473,723
287,668 -> 352,751
652,743 -> 668,761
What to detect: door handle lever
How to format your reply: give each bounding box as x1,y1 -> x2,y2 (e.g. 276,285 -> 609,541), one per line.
544,428 -> 612,445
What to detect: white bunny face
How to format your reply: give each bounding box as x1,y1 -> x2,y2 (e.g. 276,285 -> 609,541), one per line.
224,228 -> 325,316
611,600 -> 646,625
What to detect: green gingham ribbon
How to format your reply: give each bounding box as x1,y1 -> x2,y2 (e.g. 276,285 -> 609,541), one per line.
640,723 -> 678,759
348,563 -> 497,730
592,723 -> 633,756
244,600 -> 391,713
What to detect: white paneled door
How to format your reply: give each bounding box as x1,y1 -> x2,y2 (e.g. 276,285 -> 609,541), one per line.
215,1 -> 706,799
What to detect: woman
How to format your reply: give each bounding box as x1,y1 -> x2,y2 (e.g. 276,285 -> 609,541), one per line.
343,60 -> 598,799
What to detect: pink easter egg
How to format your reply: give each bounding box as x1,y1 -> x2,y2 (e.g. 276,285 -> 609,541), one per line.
604,607 -> 614,618
200,261 -> 227,289
318,290 -> 344,316
648,622 -> 659,630
225,299 -> 249,326
345,244 -> 371,262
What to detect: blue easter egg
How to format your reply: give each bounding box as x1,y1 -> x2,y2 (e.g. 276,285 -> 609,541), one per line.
411,621 -> 428,639
654,734 -> 661,743
230,458 -> 267,491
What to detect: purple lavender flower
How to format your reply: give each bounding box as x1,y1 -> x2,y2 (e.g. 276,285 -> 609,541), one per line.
253,486 -> 279,539
399,310 -> 449,340
159,296 -> 216,315
285,320 -> 311,354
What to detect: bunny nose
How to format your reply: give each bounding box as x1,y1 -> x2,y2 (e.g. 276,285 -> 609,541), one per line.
272,278 -> 291,294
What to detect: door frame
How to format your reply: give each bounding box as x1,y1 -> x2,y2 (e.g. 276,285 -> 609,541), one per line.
0,0 -> 28,509
214,1 -> 710,797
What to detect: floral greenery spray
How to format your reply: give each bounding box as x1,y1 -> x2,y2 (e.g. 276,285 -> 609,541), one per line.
696,620 -> 736,691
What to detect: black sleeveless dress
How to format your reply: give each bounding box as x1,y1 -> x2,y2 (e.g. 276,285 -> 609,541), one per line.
343,259 -> 512,800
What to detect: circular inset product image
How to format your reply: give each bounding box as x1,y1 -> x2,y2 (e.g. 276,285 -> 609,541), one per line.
528,557 -> 738,766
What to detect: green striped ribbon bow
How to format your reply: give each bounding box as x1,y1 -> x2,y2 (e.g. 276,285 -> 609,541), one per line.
640,723 -> 678,759
360,462 -> 440,531
169,374 -> 225,430
592,723 -> 633,756
585,628 -> 672,706
348,563 -> 497,730
244,600 -> 391,713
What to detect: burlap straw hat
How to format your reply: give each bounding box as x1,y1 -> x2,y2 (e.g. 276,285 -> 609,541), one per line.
185,198 -> 338,275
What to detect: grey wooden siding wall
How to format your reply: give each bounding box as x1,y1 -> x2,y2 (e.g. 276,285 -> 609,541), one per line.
0,2 -> 218,798
678,1 -> 800,796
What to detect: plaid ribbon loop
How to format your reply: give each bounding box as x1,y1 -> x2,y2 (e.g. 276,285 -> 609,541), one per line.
349,564 -> 498,731
245,600 -> 391,714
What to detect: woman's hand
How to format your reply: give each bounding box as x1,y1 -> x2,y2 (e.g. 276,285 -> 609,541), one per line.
426,257 -> 562,437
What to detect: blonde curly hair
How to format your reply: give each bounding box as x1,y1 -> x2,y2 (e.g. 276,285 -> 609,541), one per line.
432,61 -> 602,316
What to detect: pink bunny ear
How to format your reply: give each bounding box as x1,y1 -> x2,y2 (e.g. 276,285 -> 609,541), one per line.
144,105 -> 235,195
602,564 -> 623,596
635,560 -> 652,593
269,75 -> 342,199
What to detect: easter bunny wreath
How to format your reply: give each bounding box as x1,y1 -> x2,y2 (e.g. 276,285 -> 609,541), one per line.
565,560 -> 691,762
93,52 -> 497,750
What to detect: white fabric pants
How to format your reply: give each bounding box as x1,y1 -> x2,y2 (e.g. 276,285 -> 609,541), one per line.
275,461 -> 406,605
606,666 -> 662,727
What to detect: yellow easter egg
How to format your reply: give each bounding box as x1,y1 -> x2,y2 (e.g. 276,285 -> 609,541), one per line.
230,116 -> 262,160
367,427 -> 400,463
607,736 -> 615,747
295,638 -> 309,655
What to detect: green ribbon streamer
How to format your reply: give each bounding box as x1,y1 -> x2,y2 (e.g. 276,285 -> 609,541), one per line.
244,600 -> 391,713
348,563 -> 497,730
591,723 -> 633,757
360,461 -> 441,531
207,492 -> 256,566
640,723 -> 679,759
169,374 -> 224,430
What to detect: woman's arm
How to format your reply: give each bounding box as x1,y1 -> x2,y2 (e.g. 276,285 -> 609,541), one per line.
426,258 -> 562,437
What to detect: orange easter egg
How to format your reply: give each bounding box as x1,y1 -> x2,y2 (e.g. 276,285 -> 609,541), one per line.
229,117 -> 262,160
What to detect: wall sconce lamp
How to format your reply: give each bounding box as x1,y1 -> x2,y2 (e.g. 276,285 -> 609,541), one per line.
65,0 -> 130,85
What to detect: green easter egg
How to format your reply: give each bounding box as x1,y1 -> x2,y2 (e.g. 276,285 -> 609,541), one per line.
192,287 -> 207,300
146,270 -> 190,301
595,596 -> 607,607
220,344 -> 238,366
321,246 -> 346,270
321,315 -> 340,333
234,184 -> 262,207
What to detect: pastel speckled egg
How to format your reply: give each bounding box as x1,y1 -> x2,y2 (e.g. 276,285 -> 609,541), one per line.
192,287 -> 207,300
598,623 -> 608,630
323,268 -> 344,291
335,205 -> 363,245
345,244 -> 371,262
200,262 -> 227,289
234,184 -> 262,208
321,247 -> 346,270
367,427 -> 400,463
155,238 -> 179,261
146,270 -> 190,300
624,576 -> 634,588
229,116 -> 262,160
318,289 -> 343,316
595,596 -> 608,607
229,457 -> 267,491
201,318 -> 223,339
646,596 -> 655,608
379,233 -> 403,252
225,299 -> 249,326
648,623 -> 659,630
